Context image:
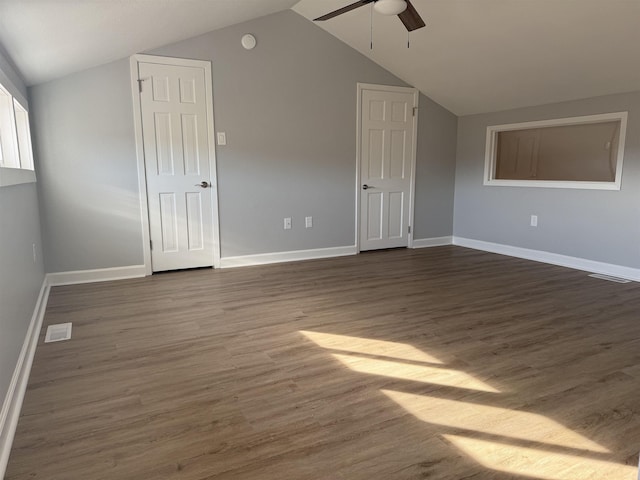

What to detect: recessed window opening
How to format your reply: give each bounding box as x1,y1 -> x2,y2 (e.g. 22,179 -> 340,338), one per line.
484,112 -> 627,190
0,79 -> 36,186
13,98 -> 34,170
0,82 -> 19,168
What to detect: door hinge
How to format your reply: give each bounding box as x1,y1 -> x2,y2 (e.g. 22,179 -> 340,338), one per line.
150,240 -> 153,250
408,226 -> 412,234
413,107 -> 418,117
137,78 -> 146,93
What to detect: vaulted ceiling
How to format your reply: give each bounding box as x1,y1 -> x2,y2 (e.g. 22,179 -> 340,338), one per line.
0,0 -> 298,86
0,0 -> 638,115
295,0 -> 640,115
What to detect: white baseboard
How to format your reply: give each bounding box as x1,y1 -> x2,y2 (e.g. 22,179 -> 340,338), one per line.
46,265 -> 147,286
453,236 -> 640,281
220,245 -> 357,268
0,279 -> 50,478
412,236 -> 453,248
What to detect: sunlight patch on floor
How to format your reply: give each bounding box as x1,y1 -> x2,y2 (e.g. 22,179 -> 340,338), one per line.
300,330 -> 443,364
444,435 -> 636,480
299,330 -> 634,478
382,390 -> 609,453
330,353 -> 500,393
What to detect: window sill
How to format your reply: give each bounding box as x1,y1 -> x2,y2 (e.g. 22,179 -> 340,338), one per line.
483,179 -> 621,190
0,167 -> 36,187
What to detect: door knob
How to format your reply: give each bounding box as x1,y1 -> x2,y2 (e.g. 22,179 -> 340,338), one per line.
362,184 -> 374,190
195,181 -> 211,188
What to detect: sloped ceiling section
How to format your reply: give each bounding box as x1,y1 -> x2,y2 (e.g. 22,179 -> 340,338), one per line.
0,0 -> 298,86
293,0 -> 640,115
1,0 -> 639,115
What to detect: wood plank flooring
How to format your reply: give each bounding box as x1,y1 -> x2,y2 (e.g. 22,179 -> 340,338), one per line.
6,246 -> 640,479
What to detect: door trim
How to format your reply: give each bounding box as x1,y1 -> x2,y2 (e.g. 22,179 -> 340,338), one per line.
129,54 -> 221,274
355,83 -> 419,252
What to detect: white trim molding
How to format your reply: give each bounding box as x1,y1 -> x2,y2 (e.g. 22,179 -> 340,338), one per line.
484,111 -> 628,190
412,236 -> 453,248
46,265 -> 146,286
129,55 -> 152,276
453,236 -> 640,281
0,167 -> 36,187
0,280 -> 50,478
220,245 -> 357,268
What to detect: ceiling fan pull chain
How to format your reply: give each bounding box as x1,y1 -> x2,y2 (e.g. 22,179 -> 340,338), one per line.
370,2 -> 374,49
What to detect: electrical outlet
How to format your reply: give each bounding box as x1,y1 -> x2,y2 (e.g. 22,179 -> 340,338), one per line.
530,215 -> 538,227
284,217 -> 292,230
305,216 -> 313,228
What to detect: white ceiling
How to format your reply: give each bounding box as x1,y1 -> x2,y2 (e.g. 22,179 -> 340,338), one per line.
0,0 -> 298,86
294,0 -> 640,115
0,0 -> 639,115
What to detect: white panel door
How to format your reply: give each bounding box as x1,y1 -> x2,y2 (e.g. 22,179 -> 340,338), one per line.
139,61 -> 215,272
359,87 -> 416,251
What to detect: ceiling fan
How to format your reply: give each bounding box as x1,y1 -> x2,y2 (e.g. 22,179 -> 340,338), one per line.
314,0 -> 426,32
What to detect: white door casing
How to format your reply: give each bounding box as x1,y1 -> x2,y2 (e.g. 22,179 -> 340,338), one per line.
131,55 -> 220,272
357,84 -> 418,251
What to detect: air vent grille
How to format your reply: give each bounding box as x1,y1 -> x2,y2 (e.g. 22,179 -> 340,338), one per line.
588,273 -> 631,284
44,323 -> 73,343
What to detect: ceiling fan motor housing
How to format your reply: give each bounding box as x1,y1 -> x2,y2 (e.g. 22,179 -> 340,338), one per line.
374,0 -> 408,16
314,0 -> 425,32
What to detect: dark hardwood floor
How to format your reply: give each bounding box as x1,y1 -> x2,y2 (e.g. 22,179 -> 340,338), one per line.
6,246 -> 640,479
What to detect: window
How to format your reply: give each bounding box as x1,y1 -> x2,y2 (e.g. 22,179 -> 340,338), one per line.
484,112 -> 627,190
0,80 -> 36,186
13,99 -> 34,170
0,83 -> 18,168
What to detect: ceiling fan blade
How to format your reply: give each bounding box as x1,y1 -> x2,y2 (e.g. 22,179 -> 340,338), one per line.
314,0 -> 375,21
398,0 -> 426,31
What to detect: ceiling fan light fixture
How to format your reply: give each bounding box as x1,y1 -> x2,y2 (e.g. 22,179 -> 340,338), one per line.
373,0 -> 408,16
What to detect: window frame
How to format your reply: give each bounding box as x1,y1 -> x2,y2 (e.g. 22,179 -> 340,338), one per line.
0,82 -> 19,168
483,111 -> 628,190
13,97 -> 34,170
0,75 -> 36,187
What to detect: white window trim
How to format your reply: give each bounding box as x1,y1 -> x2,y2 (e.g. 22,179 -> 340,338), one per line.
483,111 -> 628,190
13,98 -> 35,170
0,167 -> 36,186
0,75 -> 36,187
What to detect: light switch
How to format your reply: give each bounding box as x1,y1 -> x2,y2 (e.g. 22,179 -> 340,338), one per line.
217,132 -> 227,145
530,215 -> 538,227
305,216 -> 313,228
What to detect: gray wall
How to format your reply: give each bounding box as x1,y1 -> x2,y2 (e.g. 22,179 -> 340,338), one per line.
30,60 -> 143,273
31,9 -> 458,271
0,51 -> 45,420
0,45 -> 27,101
414,96 -> 457,239
454,91 -> 640,268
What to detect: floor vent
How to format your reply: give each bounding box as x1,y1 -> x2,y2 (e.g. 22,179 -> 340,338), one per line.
44,323 -> 73,343
588,273 -> 631,284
